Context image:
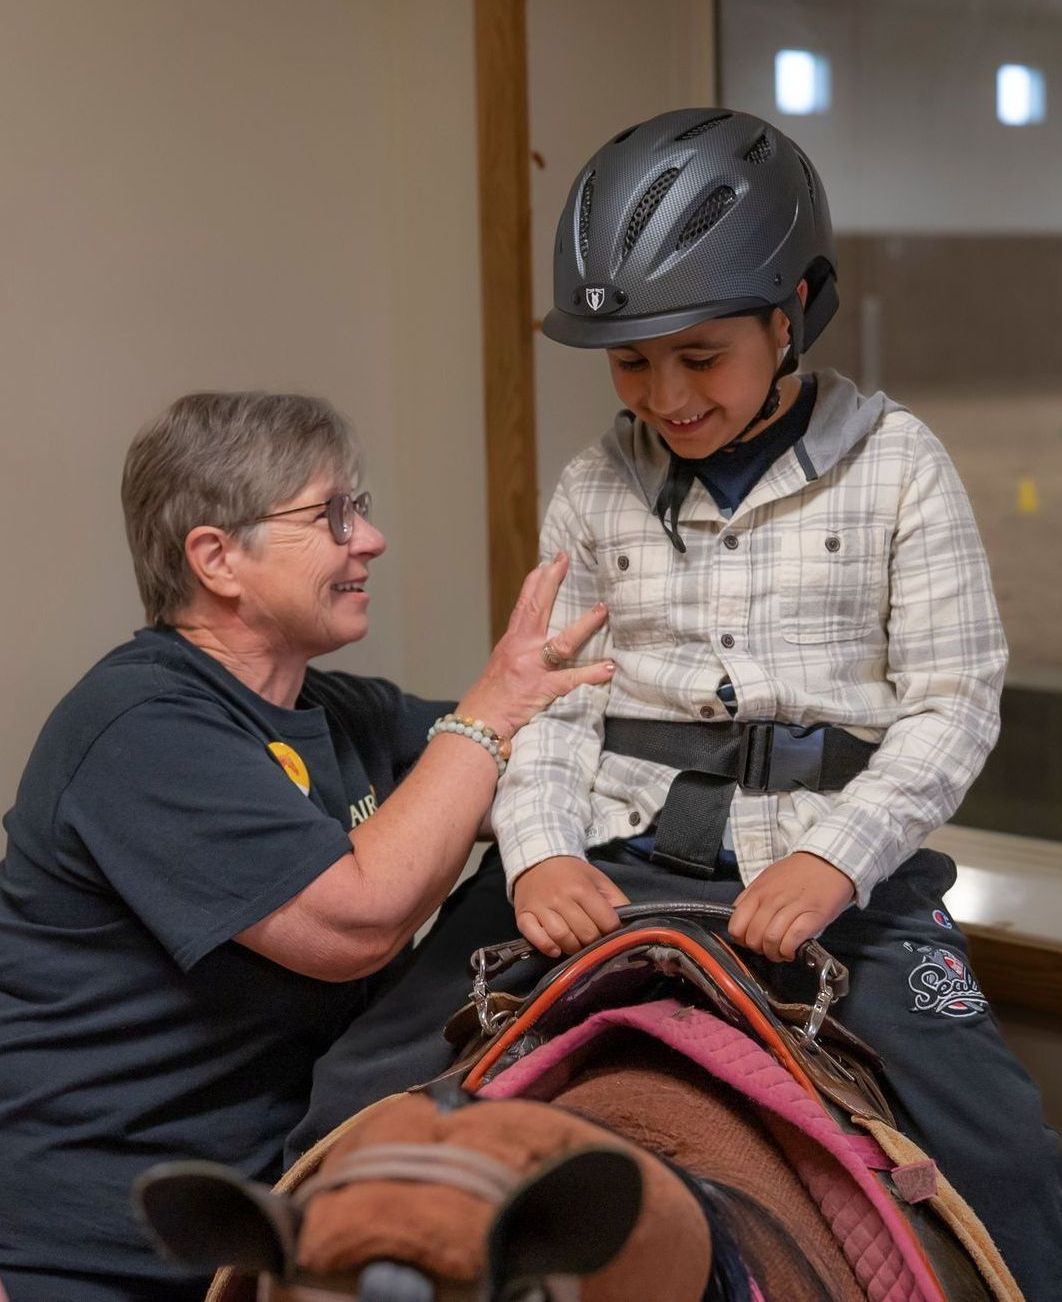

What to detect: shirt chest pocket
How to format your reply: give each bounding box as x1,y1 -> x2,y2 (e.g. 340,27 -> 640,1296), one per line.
597,538 -> 673,647
779,524 -> 889,644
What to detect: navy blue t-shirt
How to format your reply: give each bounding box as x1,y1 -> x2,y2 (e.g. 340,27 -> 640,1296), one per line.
0,627 -> 449,1283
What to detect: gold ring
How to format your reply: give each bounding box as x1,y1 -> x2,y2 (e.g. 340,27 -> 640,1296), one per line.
540,641 -> 564,668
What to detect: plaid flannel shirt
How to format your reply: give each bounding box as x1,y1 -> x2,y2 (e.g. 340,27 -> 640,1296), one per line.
494,371 -> 1007,908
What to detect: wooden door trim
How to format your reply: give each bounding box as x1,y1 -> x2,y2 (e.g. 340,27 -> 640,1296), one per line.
474,0 -> 539,642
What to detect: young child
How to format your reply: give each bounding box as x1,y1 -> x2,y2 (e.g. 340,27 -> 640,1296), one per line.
489,108 -> 1060,1297
289,107 -> 1058,1296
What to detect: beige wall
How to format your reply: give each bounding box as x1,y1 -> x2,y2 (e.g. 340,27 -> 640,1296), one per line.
529,0 -> 717,512
0,0 -> 487,832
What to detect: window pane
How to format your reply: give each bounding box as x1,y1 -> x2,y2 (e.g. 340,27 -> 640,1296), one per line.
997,63 -> 1047,125
721,0 -> 1062,842
774,49 -> 832,114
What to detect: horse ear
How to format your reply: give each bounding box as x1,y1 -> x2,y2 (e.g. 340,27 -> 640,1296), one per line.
133,1160 -> 299,1276
488,1147 -> 642,1291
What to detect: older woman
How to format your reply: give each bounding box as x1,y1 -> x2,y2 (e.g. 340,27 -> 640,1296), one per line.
0,391 -> 612,1302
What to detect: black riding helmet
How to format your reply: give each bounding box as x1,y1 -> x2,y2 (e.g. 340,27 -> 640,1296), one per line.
542,107 -> 838,364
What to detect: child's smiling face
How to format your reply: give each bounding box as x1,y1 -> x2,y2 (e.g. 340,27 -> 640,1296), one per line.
605,309 -> 794,459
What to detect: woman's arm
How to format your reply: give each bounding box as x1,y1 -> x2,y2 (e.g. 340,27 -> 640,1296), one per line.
235,554 -> 613,980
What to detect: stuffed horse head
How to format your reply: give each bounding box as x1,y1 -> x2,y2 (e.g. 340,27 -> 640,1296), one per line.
136,1090 -> 712,1301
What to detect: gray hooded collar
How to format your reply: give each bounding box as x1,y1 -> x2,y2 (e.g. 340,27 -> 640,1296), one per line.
600,369 -> 905,512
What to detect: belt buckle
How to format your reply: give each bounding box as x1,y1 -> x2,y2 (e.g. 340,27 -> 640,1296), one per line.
767,725 -> 825,791
738,723 -> 826,792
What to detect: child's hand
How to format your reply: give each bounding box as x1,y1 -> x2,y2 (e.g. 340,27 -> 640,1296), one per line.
728,852 -> 855,962
513,856 -> 630,959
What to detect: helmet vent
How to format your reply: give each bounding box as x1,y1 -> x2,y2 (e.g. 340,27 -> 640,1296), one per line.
676,185 -> 737,249
578,170 -> 596,263
623,168 -> 681,256
744,133 -> 773,164
612,123 -> 639,144
799,155 -> 816,205
674,114 -> 731,141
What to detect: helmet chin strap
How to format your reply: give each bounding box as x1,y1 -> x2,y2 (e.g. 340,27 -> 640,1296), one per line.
725,337 -> 799,446
678,294 -> 804,451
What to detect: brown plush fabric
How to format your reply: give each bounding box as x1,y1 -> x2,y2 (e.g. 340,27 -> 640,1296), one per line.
557,1037 -> 866,1302
295,1092 -> 712,1300
205,1094 -> 412,1302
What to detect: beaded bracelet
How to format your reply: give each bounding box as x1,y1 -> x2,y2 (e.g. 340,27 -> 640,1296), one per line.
427,713 -> 512,777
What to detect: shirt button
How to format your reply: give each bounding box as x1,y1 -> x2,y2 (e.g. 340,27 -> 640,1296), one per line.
628,810 -> 642,826
617,554 -> 630,571
699,705 -> 714,719
825,535 -> 841,553
723,534 -> 739,550
720,633 -> 735,649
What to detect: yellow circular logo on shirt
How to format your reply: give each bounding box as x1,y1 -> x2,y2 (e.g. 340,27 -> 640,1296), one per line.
267,742 -> 310,796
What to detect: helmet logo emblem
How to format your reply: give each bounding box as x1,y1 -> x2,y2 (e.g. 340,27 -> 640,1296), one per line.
585,287 -> 606,312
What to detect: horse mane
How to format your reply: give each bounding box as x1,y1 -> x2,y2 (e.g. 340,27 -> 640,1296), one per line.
685,1175 -> 836,1302
663,1161 -> 753,1302
577,1113 -> 835,1302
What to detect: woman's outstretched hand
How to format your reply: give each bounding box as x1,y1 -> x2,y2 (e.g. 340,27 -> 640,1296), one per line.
458,552 -> 613,740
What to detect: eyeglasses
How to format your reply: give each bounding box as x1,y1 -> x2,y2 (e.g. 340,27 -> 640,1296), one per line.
252,490 -> 372,545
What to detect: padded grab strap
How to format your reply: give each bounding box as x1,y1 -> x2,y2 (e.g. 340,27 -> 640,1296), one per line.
463,926 -> 820,1099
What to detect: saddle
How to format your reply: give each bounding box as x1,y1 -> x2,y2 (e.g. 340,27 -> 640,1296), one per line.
442,900 -> 892,1125
442,903 -> 1021,1302
200,905 -> 1020,1302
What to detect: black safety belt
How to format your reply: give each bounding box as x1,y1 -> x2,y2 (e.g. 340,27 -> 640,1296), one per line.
603,718 -> 878,878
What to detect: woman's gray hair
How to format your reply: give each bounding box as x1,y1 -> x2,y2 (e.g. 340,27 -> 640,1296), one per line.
122,391 -> 361,625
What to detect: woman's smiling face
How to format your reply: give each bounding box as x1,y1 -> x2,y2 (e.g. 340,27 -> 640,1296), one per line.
606,309 -> 793,459
229,472 -> 387,662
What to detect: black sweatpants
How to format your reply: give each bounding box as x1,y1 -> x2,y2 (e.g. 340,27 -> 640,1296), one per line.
288,845 -> 1062,1300
0,1267 -> 206,1301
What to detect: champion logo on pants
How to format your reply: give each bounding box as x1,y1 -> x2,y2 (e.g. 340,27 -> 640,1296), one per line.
903,942 -> 988,1019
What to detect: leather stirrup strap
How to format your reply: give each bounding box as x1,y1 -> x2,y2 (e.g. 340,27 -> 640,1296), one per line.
856,1118 -> 1023,1302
